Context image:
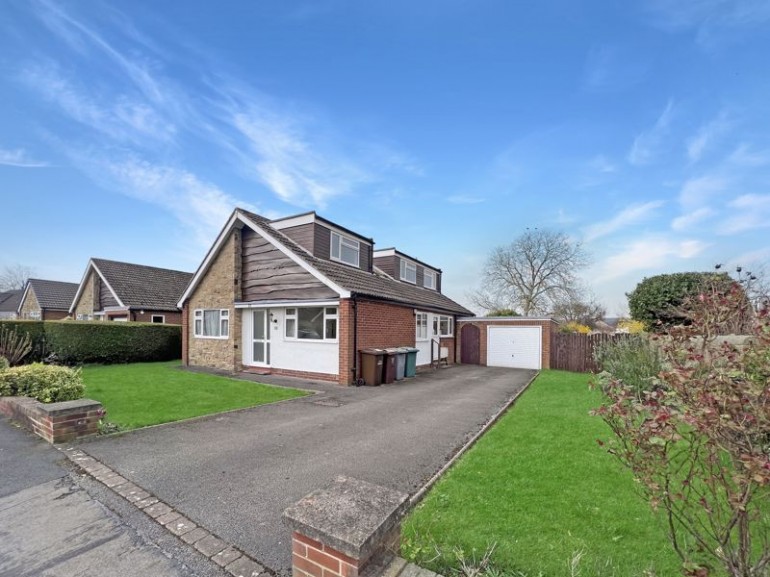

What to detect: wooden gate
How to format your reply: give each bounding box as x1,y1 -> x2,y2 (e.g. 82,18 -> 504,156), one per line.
460,324 -> 481,364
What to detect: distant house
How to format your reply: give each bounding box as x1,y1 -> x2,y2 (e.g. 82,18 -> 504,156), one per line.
178,209 -> 472,384
18,279 -> 79,320
0,290 -> 22,320
70,258 -> 193,324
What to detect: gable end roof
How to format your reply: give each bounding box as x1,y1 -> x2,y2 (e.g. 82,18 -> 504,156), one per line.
24,279 -> 79,311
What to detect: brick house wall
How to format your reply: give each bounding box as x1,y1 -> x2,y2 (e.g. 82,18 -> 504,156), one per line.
43,310 -> 69,321
19,289 -> 41,319
456,318 -> 555,369
73,271 -> 96,318
186,229 -> 242,372
337,299 -> 416,385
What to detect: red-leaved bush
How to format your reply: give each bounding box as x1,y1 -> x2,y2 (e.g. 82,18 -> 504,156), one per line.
595,279 -> 770,576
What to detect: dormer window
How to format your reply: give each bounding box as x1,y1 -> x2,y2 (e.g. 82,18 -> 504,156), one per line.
400,259 -> 417,284
330,232 -> 360,267
424,270 -> 436,290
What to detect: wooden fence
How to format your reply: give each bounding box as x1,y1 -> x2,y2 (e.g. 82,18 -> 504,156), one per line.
550,333 -> 633,373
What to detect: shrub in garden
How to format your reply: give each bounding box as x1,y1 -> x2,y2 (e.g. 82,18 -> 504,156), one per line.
595,280 -> 770,577
593,334 -> 662,396
0,325 -> 33,366
0,363 -> 84,403
0,321 -> 47,362
558,321 -> 592,334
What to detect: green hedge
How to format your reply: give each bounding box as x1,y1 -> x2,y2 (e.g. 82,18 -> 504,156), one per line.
0,320 -> 181,365
0,363 -> 84,402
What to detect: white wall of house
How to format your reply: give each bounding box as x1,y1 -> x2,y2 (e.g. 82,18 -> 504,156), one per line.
415,311 -> 453,366
241,307 -> 339,376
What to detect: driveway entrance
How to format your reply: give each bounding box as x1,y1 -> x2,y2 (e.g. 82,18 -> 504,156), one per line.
79,365 -> 535,574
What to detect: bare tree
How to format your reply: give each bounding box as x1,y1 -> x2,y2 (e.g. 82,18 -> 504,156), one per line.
470,229 -> 589,316
0,264 -> 35,291
550,290 -> 606,327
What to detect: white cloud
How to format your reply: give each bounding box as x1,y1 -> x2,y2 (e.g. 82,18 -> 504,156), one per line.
646,0 -> 770,31
718,194 -> 770,235
588,154 -> 616,174
89,155 -> 256,247
0,148 -> 49,168
678,174 -> 728,208
584,201 -> 665,242
728,144 -> 770,167
628,100 -> 675,165
20,63 -> 176,145
596,236 -> 709,282
671,206 -> 715,231
686,110 -> 731,162
447,195 -> 484,205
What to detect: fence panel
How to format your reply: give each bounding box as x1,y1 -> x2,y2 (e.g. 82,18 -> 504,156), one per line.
550,333 -> 631,373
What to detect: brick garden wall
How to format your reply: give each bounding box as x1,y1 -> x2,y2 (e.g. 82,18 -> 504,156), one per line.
0,397 -> 103,443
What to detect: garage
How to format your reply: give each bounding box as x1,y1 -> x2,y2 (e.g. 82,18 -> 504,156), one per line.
486,326 -> 542,369
457,317 -> 557,370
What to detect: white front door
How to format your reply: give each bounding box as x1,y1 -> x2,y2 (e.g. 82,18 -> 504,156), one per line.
245,309 -> 271,367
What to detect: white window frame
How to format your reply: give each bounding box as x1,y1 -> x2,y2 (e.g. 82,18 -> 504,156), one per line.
193,309 -> 229,339
423,270 -> 436,290
151,314 -> 165,324
285,306 -> 338,341
330,232 -> 360,268
432,314 -> 453,337
400,259 -> 417,284
416,312 -> 428,340
27,311 -> 42,320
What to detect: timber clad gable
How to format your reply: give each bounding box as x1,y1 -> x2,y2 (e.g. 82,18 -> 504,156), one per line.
241,228 -> 337,302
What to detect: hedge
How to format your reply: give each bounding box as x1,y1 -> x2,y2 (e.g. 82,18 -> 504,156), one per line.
0,320 -> 181,365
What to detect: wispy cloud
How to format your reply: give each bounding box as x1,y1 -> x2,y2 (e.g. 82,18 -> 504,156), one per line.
719,194 -> 770,235
646,0 -> 770,32
588,154 -> 616,174
728,144 -> 770,167
596,236 -> 709,281
0,147 -> 49,168
582,45 -> 647,92
678,174 -> 728,208
686,110 -> 731,162
447,195 -> 484,205
628,100 -> 675,165
584,201 -> 665,242
671,206 -> 715,231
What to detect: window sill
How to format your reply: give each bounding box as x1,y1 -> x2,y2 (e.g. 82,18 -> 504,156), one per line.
193,335 -> 230,340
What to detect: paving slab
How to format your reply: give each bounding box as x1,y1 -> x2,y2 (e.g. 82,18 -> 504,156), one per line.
81,365 -> 535,572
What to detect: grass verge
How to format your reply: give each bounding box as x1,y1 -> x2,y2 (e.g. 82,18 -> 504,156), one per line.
82,361 -> 307,430
402,370 -> 682,577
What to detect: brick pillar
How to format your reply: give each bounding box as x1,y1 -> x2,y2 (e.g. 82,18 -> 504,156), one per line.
283,476 -> 409,577
181,302 -> 189,366
338,299 -> 354,386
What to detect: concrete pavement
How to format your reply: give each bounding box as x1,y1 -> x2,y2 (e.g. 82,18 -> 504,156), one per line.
79,365 -> 536,574
0,417 -> 228,577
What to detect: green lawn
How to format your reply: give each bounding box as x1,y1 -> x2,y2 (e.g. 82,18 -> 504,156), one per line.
82,361 -> 308,430
402,370 -> 683,577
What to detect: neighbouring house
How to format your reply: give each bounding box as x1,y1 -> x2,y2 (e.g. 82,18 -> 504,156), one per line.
18,279 -> 79,320
70,258 -> 193,324
0,290 -> 22,320
178,209 -> 473,385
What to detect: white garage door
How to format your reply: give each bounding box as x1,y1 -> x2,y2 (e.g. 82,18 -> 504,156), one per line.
487,326 -> 542,369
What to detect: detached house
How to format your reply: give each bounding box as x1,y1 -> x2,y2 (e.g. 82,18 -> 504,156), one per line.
18,279 -> 78,320
70,258 -> 193,323
179,209 -> 472,385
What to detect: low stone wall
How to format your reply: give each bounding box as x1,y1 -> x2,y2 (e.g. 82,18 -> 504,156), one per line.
0,397 -> 104,443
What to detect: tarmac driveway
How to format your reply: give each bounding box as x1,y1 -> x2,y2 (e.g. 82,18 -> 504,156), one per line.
80,365 -> 535,574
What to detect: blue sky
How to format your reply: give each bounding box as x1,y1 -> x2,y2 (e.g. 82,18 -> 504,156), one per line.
2,0 -> 769,315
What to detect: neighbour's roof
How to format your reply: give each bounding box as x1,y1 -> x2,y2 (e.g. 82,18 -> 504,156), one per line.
91,258 -> 193,311
0,290 -> 22,313
25,279 -> 79,310
239,209 -> 472,316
